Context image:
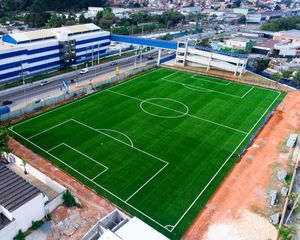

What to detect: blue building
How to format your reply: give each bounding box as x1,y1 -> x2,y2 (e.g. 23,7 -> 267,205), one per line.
0,23 -> 110,83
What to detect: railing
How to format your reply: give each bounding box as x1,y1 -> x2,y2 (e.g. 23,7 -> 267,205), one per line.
0,64 -> 157,122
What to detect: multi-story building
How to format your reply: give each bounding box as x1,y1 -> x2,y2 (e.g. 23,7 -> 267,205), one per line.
0,23 -> 110,84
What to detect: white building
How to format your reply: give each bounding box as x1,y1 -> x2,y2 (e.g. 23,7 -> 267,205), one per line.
0,23 -> 110,84
0,164 -> 45,240
82,209 -> 169,240
175,42 -> 248,76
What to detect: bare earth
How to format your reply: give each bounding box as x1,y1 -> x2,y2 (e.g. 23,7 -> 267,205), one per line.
183,91 -> 300,240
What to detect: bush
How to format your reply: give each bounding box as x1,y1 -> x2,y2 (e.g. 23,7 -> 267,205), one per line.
31,220 -> 43,230
14,230 -> 25,240
278,224 -> 296,240
63,190 -> 80,207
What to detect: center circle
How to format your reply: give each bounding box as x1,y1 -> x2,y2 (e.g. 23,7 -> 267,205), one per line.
140,98 -> 189,119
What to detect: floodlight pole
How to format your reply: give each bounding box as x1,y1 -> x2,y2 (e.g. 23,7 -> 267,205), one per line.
21,61 -> 28,106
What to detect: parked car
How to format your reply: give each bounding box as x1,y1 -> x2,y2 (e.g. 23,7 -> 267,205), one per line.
80,68 -> 89,74
147,56 -> 154,60
2,100 -> 13,105
40,80 -> 49,86
110,61 -> 118,66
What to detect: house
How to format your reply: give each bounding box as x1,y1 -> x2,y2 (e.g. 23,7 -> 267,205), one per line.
273,30 -> 300,43
0,164 -> 45,240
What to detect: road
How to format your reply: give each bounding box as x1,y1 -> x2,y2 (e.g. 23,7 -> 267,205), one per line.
0,50 -> 172,111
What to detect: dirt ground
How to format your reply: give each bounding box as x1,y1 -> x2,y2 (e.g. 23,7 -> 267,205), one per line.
182,91 -> 300,240
8,138 -> 116,240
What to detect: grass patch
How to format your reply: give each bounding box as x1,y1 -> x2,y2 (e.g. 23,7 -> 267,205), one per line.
9,67 -> 285,239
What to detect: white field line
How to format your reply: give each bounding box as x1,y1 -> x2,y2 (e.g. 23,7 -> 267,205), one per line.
165,79 -> 252,99
92,168 -> 109,180
182,84 -> 213,93
241,87 -> 254,98
161,71 -> 179,80
106,89 -> 247,134
47,143 -> 65,152
125,162 -> 168,202
48,142 -> 109,179
169,91 -> 282,232
97,128 -> 134,147
191,75 -> 231,86
28,119 -> 72,139
11,67 -> 163,129
9,128 -> 171,232
71,119 -> 168,165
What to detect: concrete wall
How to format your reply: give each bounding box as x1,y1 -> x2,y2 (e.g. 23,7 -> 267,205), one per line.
9,153 -> 66,193
0,220 -> 16,240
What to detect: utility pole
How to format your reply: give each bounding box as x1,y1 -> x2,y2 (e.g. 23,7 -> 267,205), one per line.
21,61 -> 27,106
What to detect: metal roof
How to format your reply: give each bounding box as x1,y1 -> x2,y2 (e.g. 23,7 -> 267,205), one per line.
6,29 -> 56,43
0,165 -> 41,212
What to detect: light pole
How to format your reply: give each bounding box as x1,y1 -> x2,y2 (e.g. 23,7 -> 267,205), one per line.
20,61 -> 28,106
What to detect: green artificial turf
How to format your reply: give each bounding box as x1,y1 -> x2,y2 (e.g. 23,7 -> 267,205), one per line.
9,67 -> 285,239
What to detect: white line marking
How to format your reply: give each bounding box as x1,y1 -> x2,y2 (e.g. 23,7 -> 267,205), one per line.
97,128 -> 134,147
183,84 -> 213,93
161,71 -> 179,80
47,143 -> 65,152
166,79 -> 252,99
107,89 -> 247,134
168,91 -> 282,232
9,128 -> 171,232
191,75 -> 231,86
9,68 -> 283,233
12,68 -> 163,129
28,119 -> 72,139
241,87 -> 254,98
49,142 -> 109,179
140,98 -> 189,119
125,162 -> 168,202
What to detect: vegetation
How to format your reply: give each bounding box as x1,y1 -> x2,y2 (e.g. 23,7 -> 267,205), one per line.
278,224 -> 296,240
292,69 -> 300,85
10,68 -> 285,238
196,38 -> 211,48
0,126 -> 9,153
63,190 -> 80,207
253,58 -> 270,71
281,69 -> 294,80
262,16 -> 300,31
31,220 -> 44,230
272,72 -> 282,83
13,230 -> 25,240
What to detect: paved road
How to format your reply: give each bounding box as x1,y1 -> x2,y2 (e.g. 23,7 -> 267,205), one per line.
0,50 -> 172,110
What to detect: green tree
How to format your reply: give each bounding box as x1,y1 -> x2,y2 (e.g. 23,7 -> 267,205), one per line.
196,38 -> 211,48
272,72 -> 282,83
278,225 -> 296,240
48,14 -> 62,27
281,69 -> 294,79
13,230 -> 25,240
274,4 -> 281,11
0,126 -> 9,153
253,58 -> 270,71
292,69 -> 300,85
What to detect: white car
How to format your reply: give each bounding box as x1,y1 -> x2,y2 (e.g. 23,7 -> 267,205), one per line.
80,68 -> 89,74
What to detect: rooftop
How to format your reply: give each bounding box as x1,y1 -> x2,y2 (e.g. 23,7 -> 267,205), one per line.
0,165 -> 41,212
275,30 -> 300,38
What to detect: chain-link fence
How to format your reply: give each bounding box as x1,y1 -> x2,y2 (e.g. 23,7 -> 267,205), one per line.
1,63 -> 157,122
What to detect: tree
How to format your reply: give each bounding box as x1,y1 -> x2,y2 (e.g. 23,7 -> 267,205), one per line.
282,69 -> 294,79
262,16 -> 300,31
272,72 -> 282,83
292,69 -> 300,85
274,4 -> 281,11
48,14 -> 62,27
253,58 -> 270,71
0,126 -> 8,153
196,38 -> 211,48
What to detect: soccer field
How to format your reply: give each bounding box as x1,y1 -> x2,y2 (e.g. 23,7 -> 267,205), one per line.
9,67 -> 285,239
